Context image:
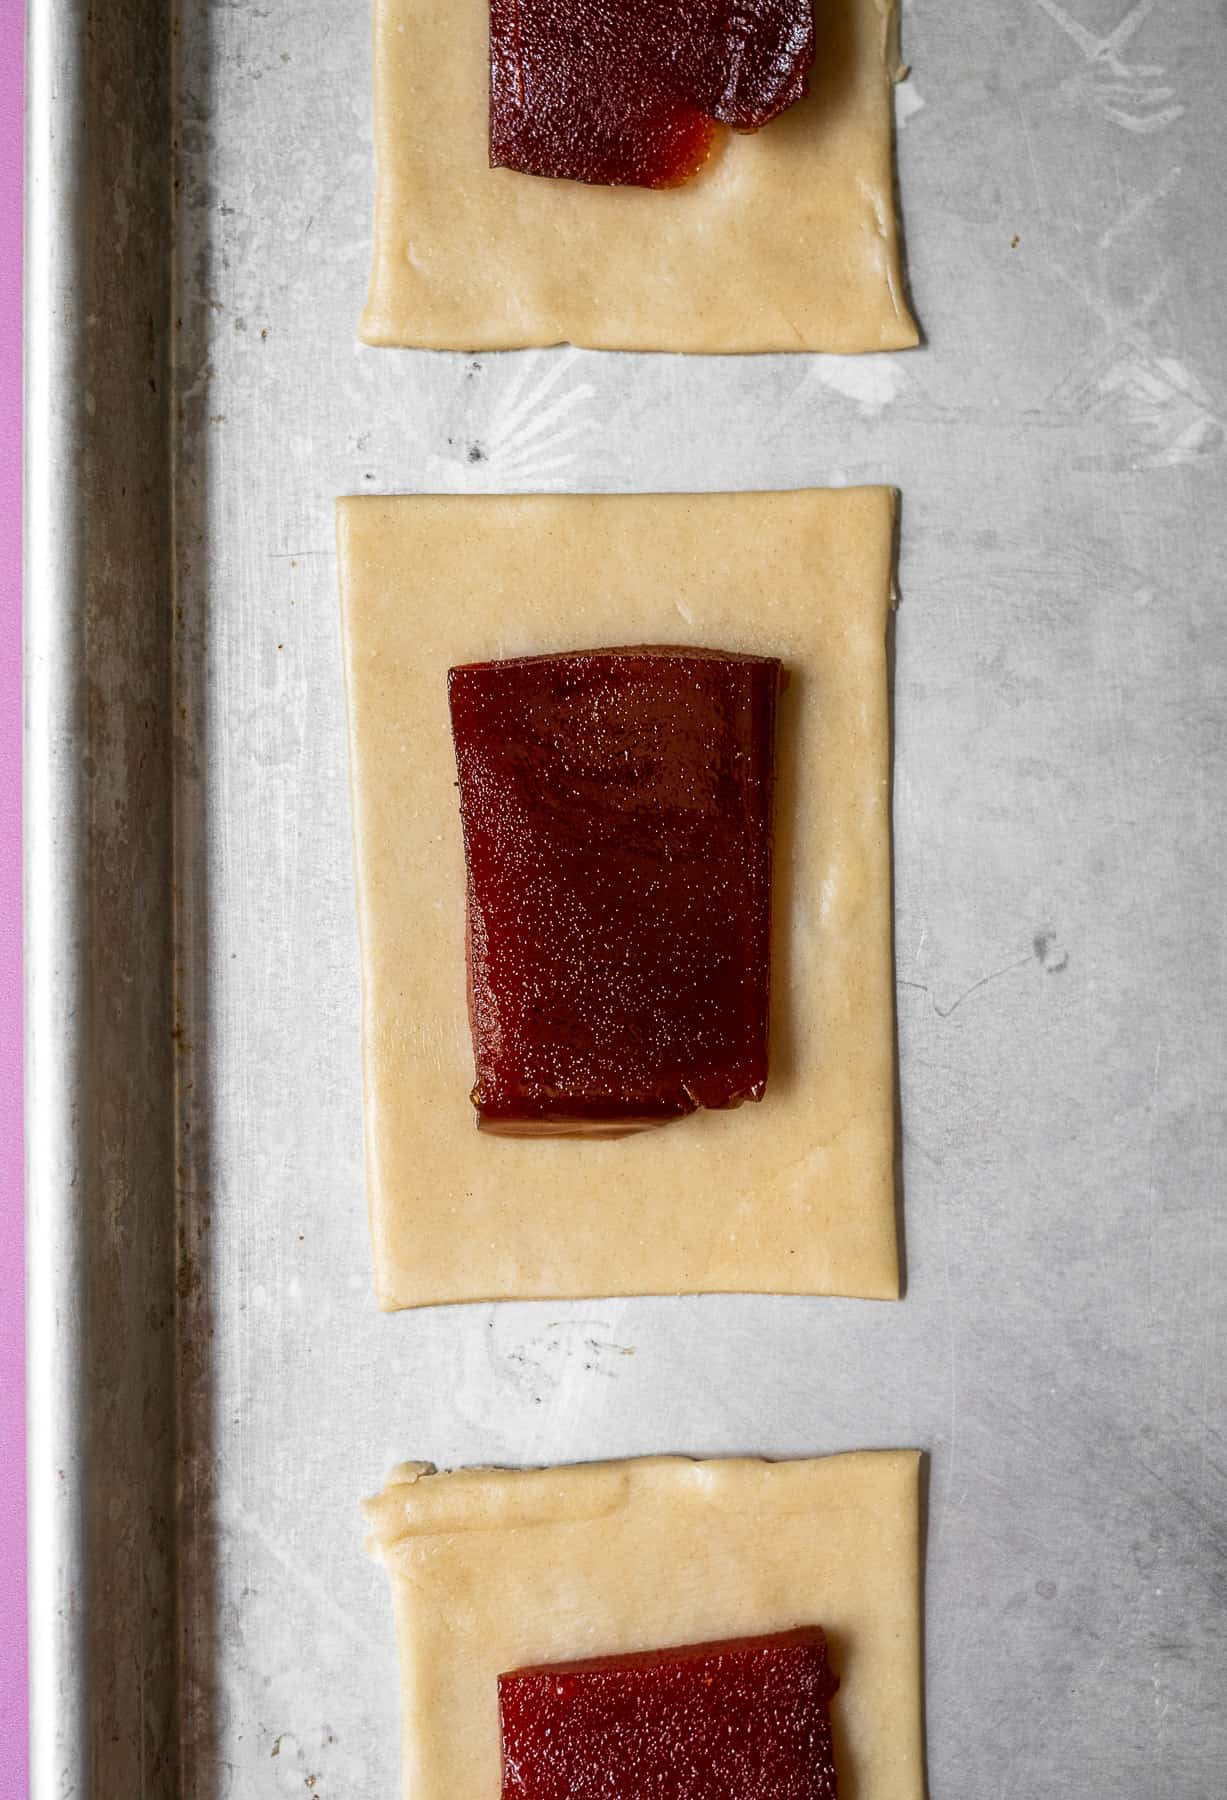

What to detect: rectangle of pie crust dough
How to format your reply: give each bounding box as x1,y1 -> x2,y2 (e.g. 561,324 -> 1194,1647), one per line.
338,489 -> 899,1308
365,1452 -> 924,1800
362,0 -> 918,352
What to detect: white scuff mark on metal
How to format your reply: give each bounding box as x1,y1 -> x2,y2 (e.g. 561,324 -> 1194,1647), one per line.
801,351 -> 909,414
225,1499 -> 380,1651
1032,0 -> 1185,134
1097,163 -> 1182,252
894,81 -> 925,127
1049,276 -> 1223,469
1095,353 -> 1224,467
1044,171 -> 1224,469
456,347 -> 596,491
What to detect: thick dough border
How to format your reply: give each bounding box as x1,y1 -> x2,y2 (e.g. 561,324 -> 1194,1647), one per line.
362,0 -> 918,352
338,489 -> 899,1309
365,1452 -> 924,1800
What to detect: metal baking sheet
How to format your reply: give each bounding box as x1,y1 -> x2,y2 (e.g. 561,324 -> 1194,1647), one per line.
26,0 -> 1227,1795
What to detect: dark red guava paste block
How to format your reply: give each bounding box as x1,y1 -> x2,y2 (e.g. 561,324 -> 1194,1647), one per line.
489,0 -> 816,189
499,1628 -> 840,1800
447,645 -> 780,1137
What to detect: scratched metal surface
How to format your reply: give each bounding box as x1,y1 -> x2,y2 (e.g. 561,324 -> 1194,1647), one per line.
39,0 -> 1227,1794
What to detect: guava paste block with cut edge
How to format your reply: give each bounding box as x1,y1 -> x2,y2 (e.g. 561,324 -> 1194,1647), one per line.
447,645 -> 781,1136
498,1627 -> 840,1799
489,0 -> 816,188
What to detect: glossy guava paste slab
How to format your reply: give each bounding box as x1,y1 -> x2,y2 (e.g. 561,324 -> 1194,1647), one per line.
448,646 -> 779,1137
488,0 -> 814,189
498,1629 -> 838,1800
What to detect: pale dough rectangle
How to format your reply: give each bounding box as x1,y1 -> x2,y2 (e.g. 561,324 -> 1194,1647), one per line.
365,1452 -> 924,1800
338,489 -> 899,1309
362,0 -> 918,352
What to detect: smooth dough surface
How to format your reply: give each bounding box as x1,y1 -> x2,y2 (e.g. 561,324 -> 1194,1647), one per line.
365,1452 -> 924,1800
362,0 -> 918,351
338,489 -> 898,1309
